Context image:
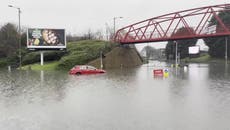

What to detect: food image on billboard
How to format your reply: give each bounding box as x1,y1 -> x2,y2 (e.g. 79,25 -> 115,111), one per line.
189,46 -> 200,54
27,28 -> 66,49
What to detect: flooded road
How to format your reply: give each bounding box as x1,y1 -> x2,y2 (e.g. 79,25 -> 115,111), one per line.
0,61 -> 230,130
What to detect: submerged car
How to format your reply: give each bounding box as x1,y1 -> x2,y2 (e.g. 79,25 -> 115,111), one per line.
69,65 -> 106,75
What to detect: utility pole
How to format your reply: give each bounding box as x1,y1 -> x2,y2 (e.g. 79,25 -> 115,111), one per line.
175,41 -> 178,67
105,23 -> 109,41
100,51 -> 103,69
225,36 -> 228,62
113,17 -> 123,38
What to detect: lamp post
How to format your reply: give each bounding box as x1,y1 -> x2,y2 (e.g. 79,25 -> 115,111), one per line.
225,36 -> 228,62
113,17 -> 123,37
174,41 -> 178,67
8,5 -> 21,70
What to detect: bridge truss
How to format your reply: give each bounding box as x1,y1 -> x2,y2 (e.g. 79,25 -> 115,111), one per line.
114,4 -> 230,44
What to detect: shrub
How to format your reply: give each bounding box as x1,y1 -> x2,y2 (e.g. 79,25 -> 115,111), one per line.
0,59 -> 7,68
57,40 -> 114,70
57,53 -> 88,70
22,51 -> 66,65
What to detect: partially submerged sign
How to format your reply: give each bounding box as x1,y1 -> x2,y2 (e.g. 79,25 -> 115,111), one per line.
153,69 -> 169,78
153,69 -> 164,77
27,28 -> 66,50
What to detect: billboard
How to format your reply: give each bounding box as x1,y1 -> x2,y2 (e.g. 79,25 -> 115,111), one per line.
189,46 -> 200,54
206,25 -> 216,34
27,28 -> 66,50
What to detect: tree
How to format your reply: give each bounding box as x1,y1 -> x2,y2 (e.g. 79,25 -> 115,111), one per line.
140,46 -> 161,59
165,41 -> 175,60
0,23 -> 18,58
82,29 -> 95,40
165,27 -> 198,60
21,32 -> 27,47
203,8 -> 230,58
94,29 -> 103,40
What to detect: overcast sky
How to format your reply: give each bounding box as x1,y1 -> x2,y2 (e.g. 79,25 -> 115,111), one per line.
0,0 -> 228,49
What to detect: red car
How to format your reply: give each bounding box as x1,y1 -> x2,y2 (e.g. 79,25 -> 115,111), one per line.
69,65 -> 106,75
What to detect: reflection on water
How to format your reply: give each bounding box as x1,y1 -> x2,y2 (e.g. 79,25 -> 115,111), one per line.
0,61 -> 230,130
0,70 -> 67,106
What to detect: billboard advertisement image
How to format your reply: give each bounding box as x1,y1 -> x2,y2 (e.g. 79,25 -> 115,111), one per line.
27,28 -> 66,49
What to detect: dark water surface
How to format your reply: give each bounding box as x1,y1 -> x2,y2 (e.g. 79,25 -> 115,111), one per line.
0,61 -> 230,130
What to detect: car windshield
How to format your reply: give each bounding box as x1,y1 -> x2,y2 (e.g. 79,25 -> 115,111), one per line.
79,66 -> 87,70
78,65 -> 97,70
87,66 -> 96,70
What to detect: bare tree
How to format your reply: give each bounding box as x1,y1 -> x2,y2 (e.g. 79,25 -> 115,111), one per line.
94,29 -> 103,40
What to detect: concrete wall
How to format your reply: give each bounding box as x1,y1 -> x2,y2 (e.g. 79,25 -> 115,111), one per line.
88,45 -> 143,69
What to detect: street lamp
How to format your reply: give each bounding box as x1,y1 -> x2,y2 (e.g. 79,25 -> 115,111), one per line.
8,5 -> 22,70
113,17 -> 123,37
225,36 -> 228,62
174,41 -> 178,67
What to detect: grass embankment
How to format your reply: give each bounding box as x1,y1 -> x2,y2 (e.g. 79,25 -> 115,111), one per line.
22,62 -> 59,71
181,53 -> 229,63
22,40 -> 115,71
182,54 -> 211,63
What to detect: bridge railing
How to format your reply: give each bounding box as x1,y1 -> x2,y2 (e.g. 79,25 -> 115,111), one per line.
116,25 -> 230,43
115,4 -> 230,44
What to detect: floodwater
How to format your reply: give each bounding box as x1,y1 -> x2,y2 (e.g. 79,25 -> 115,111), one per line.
0,61 -> 230,130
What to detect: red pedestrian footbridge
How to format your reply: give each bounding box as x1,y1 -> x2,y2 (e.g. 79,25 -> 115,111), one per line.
114,4 -> 230,44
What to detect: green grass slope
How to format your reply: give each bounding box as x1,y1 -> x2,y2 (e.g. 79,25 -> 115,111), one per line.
21,40 -> 115,71
57,40 -> 114,70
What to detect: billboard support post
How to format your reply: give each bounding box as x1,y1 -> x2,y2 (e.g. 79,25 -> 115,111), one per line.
40,51 -> 44,66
